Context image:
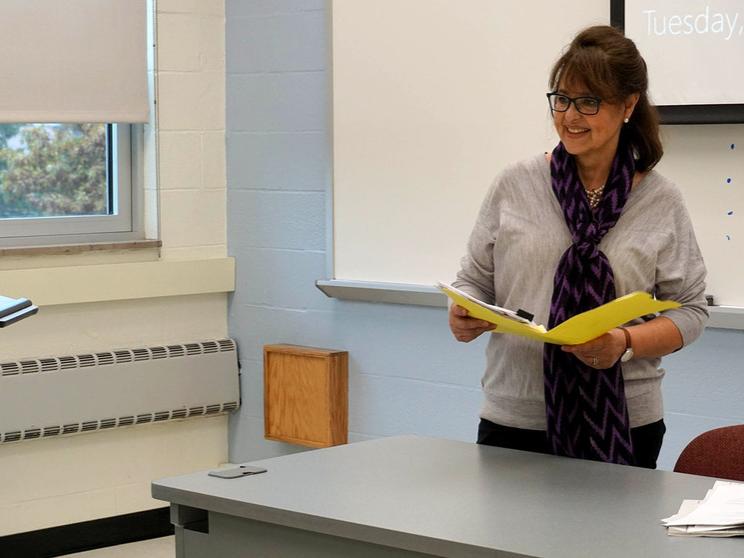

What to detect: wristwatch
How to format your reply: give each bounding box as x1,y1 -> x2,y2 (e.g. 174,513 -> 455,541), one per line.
619,327 -> 634,363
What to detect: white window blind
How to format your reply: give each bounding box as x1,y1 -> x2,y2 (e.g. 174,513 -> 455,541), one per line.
0,0 -> 148,123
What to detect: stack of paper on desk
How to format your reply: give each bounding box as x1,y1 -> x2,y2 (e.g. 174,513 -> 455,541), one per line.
662,481 -> 744,537
437,282 -> 680,345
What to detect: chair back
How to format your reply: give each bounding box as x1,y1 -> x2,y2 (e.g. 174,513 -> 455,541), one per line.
674,425 -> 744,481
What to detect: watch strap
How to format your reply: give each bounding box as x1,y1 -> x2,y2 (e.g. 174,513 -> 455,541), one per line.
618,327 -> 634,363
618,326 -> 631,350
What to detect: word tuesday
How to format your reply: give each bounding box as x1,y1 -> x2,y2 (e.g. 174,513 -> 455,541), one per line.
643,6 -> 741,40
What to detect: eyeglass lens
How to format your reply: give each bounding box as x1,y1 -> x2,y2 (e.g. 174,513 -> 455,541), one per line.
549,94 -> 600,115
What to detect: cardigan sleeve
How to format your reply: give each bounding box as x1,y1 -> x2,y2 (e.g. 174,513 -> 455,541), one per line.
654,193 -> 709,346
451,175 -> 501,305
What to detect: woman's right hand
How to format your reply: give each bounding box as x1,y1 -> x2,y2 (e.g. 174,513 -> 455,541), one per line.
448,304 -> 494,342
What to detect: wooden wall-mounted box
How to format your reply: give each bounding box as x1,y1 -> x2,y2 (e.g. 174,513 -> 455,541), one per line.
264,344 -> 348,448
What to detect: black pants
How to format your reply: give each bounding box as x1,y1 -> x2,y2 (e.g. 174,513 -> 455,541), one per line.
477,418 -> 666,469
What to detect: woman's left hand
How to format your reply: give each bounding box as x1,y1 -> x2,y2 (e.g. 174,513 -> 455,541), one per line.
561,328 -> 626,369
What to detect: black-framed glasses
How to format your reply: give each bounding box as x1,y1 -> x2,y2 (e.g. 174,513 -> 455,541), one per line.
546,92 -> 602,115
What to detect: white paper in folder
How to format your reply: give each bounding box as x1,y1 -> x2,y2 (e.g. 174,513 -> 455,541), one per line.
662,480 -> 744,537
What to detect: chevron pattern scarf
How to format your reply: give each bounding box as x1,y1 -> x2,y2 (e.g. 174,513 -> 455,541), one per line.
543,140 -> 635,465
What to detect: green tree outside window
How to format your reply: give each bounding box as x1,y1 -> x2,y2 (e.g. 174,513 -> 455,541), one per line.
0,123 -> 108,219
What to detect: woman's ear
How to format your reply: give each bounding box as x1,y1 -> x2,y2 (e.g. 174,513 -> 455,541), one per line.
624,93 -> 640,120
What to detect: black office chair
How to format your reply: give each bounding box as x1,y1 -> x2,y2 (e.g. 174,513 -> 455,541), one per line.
674,425 -> 744,481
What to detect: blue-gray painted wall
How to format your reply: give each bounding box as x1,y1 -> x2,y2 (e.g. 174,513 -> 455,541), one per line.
226,0 -> 744,470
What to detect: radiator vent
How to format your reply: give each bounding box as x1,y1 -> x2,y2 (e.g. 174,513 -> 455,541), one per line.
0,339 -> 240,444
60,356 -> 78,370
0,339 -> 236,377
41,358 -> 59,372
167,345 -> 185,358
114,350 -> 133,364
21,360 -> 40,374
0,362 -> 19,376
81,421 -> 98,432
96,353 -> 115,366
44,426 -> 61,437
171,409 -> 187,420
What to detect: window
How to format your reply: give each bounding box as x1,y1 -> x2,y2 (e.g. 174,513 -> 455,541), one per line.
0,0 -> 149,247
0,123 -> 140,246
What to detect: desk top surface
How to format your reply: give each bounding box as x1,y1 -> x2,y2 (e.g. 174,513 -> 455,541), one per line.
152,435 -> 743,558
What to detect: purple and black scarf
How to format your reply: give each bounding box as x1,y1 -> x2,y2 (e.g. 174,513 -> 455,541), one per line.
543,140 -> 636,465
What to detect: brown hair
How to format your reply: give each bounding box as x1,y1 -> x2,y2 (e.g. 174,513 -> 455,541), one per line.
549,25 -> 663,171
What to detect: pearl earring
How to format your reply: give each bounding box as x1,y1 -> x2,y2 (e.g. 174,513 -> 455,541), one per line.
624,117 -> 629,124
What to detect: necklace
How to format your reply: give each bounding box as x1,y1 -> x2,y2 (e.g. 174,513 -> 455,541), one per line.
584,184 -> 605,210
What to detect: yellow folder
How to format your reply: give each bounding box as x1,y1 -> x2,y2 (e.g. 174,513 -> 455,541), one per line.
439,283 -> 681,346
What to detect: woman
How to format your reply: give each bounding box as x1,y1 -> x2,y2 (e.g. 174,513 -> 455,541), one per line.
449,25 -> 707,468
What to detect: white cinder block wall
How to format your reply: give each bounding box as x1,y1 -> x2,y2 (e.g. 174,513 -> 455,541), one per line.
0,0 -> 230,536
158,0 -> 227,261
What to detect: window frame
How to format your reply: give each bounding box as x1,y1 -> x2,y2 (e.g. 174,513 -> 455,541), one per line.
0,123 -> 143,247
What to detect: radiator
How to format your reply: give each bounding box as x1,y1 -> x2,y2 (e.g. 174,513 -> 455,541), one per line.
0,339 -> 240,444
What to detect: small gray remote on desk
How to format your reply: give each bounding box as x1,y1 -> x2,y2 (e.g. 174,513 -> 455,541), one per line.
208,465 -> 267,479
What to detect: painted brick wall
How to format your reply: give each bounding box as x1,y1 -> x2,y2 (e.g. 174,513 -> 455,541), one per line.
157,0 -> 227,260
226,0 -> 744,471
0,0 -> 230,535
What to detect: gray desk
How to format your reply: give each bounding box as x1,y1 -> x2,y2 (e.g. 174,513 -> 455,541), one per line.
152,435 -> 743,557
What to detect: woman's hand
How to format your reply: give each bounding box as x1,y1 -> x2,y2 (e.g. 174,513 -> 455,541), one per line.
561,328 -> 626,369
449,304 -> 494,342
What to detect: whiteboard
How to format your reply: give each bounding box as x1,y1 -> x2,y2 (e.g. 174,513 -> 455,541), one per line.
331,0 -> 744,306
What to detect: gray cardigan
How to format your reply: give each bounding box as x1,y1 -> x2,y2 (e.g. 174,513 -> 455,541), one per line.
454,154 -> 708,430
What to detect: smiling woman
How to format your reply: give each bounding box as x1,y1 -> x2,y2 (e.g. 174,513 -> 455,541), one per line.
450,25 -> 708,469
547,87 -> 635,186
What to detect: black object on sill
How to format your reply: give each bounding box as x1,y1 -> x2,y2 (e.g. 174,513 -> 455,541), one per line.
0,295 -> 38,327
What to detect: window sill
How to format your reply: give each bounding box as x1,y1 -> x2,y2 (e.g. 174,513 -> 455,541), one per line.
0,257 -> 235,306
0,240 -> 162,257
